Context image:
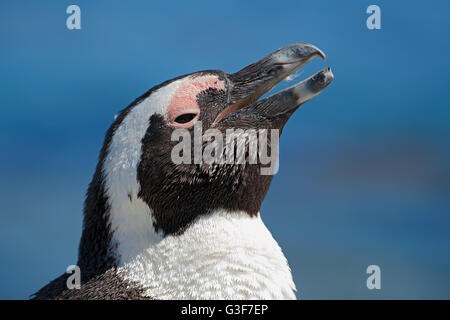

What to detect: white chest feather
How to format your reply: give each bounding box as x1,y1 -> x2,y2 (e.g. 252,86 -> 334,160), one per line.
117,210 -> 296,300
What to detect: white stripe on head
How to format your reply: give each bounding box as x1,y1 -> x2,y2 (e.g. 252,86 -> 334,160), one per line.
102,74 -> 224,262
102,77 -> 186,261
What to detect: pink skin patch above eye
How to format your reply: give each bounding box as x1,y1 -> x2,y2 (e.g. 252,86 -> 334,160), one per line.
168,75 -> 226,128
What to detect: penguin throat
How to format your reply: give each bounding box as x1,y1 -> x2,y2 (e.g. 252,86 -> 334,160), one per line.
114,209 -> 296,300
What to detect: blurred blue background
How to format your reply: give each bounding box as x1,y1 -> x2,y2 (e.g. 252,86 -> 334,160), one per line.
1,0 -> 449,299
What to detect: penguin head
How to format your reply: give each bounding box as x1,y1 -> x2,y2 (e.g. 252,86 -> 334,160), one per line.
100,43 -> 333,236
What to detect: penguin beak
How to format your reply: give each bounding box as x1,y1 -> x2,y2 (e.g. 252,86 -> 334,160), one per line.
214,43 -> 333,127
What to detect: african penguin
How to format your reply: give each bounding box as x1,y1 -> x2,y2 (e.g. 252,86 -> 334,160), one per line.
33,43 -> 333,300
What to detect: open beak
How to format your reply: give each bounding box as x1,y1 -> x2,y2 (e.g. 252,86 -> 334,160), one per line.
215,43 -> 333,128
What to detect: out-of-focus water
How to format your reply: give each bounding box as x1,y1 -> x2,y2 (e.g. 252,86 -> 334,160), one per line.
1,1 -> 449,299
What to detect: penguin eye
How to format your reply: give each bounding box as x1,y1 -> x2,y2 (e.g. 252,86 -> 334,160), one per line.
174,113 -> 198,124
